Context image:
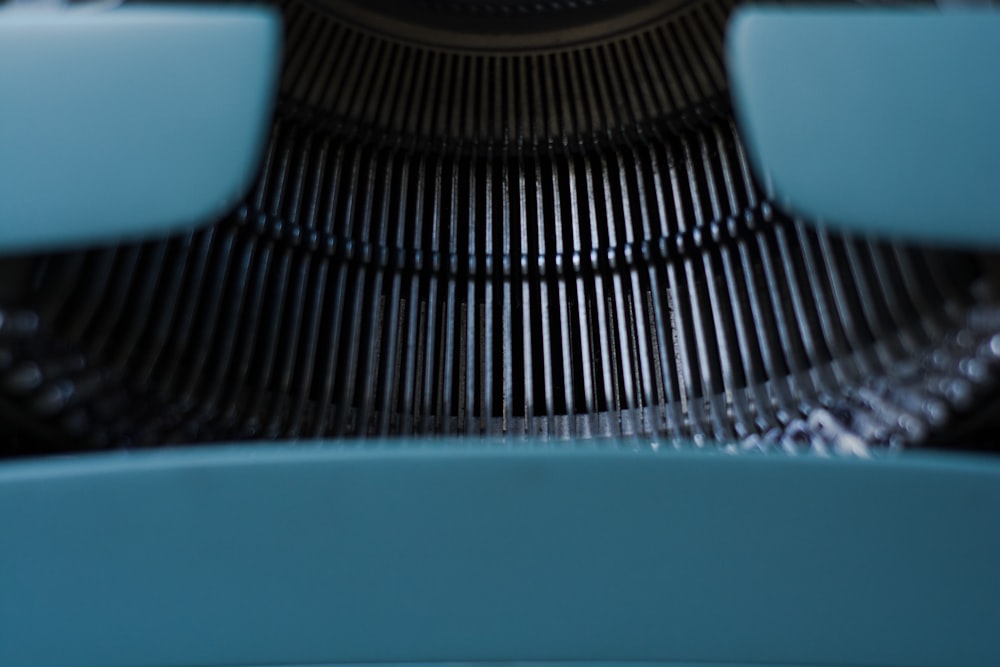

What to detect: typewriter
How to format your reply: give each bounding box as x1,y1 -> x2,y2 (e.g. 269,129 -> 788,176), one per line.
2,1 -> 999,665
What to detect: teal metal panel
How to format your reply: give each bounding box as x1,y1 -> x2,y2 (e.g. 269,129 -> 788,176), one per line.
727,8 -> 1000,247
2,444 -> 999,667
0,6 -> 281,253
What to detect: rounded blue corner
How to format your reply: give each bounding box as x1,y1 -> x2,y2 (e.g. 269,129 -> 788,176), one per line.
0,5 -> 282,254
727,7 -> 1000,247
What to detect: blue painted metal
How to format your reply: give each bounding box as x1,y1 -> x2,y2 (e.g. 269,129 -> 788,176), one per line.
2,444 -> 999,667
727,8 -> 1000,247
0,5 -> 281,253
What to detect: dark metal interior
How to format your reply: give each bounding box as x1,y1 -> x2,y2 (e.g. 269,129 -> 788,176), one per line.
1,0 -> 999,457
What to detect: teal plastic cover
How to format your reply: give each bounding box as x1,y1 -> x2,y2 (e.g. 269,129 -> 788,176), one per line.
727,8 -> 1000,247
2,444 -> 999,667
0,5 -> 281,253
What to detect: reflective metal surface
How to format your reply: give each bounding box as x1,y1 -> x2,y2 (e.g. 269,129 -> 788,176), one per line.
1,0 -> 998,454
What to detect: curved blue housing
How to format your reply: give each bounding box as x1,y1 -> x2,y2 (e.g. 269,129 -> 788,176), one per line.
0,6 -> 281,253
727,8 -> 1000,247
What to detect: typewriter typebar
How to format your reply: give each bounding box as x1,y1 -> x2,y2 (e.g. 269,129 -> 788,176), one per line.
1,0 -> 999,455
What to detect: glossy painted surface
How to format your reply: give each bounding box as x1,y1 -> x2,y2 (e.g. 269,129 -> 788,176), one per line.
727,8 -> 1000,246
2,443 -> 999,667
0,6 -> 281,253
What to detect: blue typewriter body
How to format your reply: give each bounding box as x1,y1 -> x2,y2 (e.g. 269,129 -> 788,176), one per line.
2,2 -> 999,665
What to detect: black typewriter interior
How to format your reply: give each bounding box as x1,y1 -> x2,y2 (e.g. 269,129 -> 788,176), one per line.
2,0 -> 999,456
